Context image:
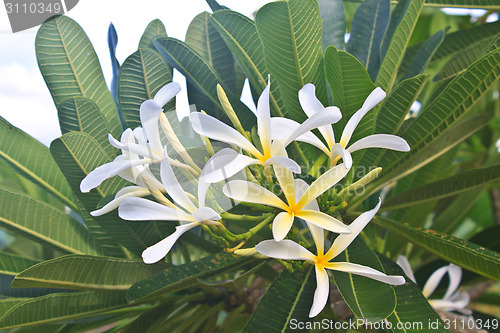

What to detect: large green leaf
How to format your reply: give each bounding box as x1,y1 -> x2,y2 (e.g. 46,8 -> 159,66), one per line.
378,255 -> 448,333
0,117 -> 75,210
333,238 -> 396,322
0,291 -> 128,329
12,255 -> 167,290
117,48 -> 173,129
153,37 -> 256,128
127,253 -> 252,302
0,252 -> 39,276
36,16 -> 121,138
382,164 -> 500,211
58,97 -> 114,156
376,0 -> 425,92
210,9 -> 285,117
50,131 -> 160,256
346,0 -> 500,9
401,29 -> 444,81
318,0 -> 346,51
0,298 -> 30,319
0,186 -> 103,256
372,216 -> 500,281
243,266 -> 314,332
256,0 -> 328,122
324,46 -> 376,141
346,0 -> 389,81
138,19 -> 167,50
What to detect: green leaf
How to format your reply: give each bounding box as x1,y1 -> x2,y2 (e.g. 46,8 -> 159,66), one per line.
0,117 -> 76,210
402,29 -> 444,80
127,253 -> 252,302
346,0 -> 500,9
0,298 -> 30,318
346,0 -> 390,81
378,255 -> 448,333
318,0 -> 346,51
153,37 -> 256,128
372,216 -> 500,281
36,16 -> 121,138
324,46 -> 376,141
0,291 -> 128,329
333,238 -> 396,322
381,0 -> 411,60
376,0 -> 425,92
12,255 -> 167,290
256,0 -> 328,122
0,186 -> 103,255
243,266 -> 314,332
209,9 -> 285,117
0,252 -> 39,276
50,131 -> 160,256
382,164 -> 500,211
138,19 -> 167,50
58,97 -> 114,156
117,48 -> 173,128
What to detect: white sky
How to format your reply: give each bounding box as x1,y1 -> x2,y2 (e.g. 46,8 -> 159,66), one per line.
0,0 -> 272,145
0,2 -> 497,146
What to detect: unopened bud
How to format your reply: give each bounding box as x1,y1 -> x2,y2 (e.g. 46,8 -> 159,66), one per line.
217,84 -> 248,138
234,247 -> 267,259
337,167 -> 382,197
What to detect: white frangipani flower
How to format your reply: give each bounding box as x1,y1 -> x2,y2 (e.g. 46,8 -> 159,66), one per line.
80,82 -> 195,193
256,200 -> 405,317
118,148 -> 221,264
189,80 -> 342,183
223,163 -> 352,241
271,84 -> 410,168
396,257 -> 471,315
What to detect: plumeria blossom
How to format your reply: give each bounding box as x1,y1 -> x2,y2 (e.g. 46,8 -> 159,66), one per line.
223,162 -> 352,241
80,82 -> 195,193
256,200 -> 405,317
271,84 -> 410,168
118,148 -> 221,264
396,257 -> 471,315
189,80 -> 342,183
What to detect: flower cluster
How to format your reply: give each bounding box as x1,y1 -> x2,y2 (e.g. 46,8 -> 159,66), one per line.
81,79 -> 410,317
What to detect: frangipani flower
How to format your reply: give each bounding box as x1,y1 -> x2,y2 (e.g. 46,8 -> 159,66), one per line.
118,148 -> 221,264
189,80 -> 342,183
271,84 -> 410,168
396,257 -> 471,315
223,163 -> 352,241
256,200 -> 405,317
80,82 -> 195,193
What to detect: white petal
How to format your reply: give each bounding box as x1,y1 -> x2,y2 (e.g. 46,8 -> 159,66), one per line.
330,143 -> 352,169
273,163 -> 296,207
295,210 -> 350,235
257,79 -> 272,155
443,264 -> 462,301
153,82 -> 181,106
90,186 -> 150,216
422,266 -> 449,298
80,157 -> 151,193
282,112 -> 341,148
310,266 -> 330,317
340,87 -> 386,147
189,112 -> 261,157
272,212 -> 295,241
326,262 -> 405,285
325,199 -> 381,260
200,148 -> 259,184
118,197 -> 194,222
396,255 -> 417,283
255,239 -> 315,260
270,117 -> 329,154
223,180 -> 288,210
160,149 -> 197,213
307,223 -> 325,256
347,134 -> 410,153
192,207 -> 221,223
140,100 -> 163,154
142,222 -> 198,264
264,156 -> 301,174
296,164 -> 350,209
447,291 -> 470,309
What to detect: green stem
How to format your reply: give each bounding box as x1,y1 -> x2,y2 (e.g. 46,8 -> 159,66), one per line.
234,215 -> 274,241
239,201 -> 277,213
222,212 -> 270,222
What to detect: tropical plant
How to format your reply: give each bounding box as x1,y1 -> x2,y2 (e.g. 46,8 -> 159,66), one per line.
0,0 -> 499,332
